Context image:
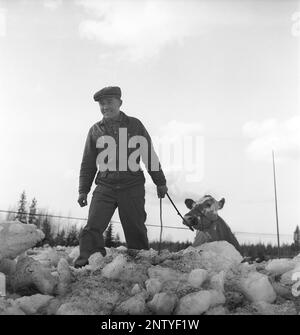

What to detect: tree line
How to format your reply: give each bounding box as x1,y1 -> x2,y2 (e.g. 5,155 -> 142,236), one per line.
3,190 -> 300,257
5,190 -> 121,248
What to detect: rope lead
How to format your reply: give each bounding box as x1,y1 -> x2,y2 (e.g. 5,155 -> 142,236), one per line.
166,193 -> 194,231
158,197 -> 163,255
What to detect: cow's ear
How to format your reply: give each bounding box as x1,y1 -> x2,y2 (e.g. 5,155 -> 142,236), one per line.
218,198 -> 225,209
185,198 -> 196,209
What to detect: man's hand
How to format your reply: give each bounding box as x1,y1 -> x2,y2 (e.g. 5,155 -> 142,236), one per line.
78,193 -> 88,207
157,185 -> 168,198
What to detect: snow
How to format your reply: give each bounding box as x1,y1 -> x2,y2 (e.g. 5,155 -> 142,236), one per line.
175,289 -> 225,315
265,258 -> 296,275
293,253 -> 300,262
56,258 -> 72,296
1,223 -> 300,315
131,284 -> 142,295
280,263 -> 300,285
0,272 -> 5,297
145,278 -> 162,296
116,246 -> 127,252
0,258 -> 16,276
56,302 -> 86,315
173,241 -> 243,275
113,293 -> 147,315
56,246 -> 66,251
68,246 -> 79,262
148,265 -> 185,283
195,241 -> 243,273
10,255 -> 57,295
0,221 -> 44,260
271,281 -> 293,300
187,269 -> 208,288
0,298 -> 26,315
87,252 -> 104,271
102,254 -> 128,279
205,305 -> 227,315
32,248 -> 60,268
14,294 -> 54,314
136,248 -> 158,259
209,289 -> 226,306
147,292 -> 177,315
251,301 -> 297,315
209,271 -> 225,292
101,254 -> 147,284
239,271 -> 276,303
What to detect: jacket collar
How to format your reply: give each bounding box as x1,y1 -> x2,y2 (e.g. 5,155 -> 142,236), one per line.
98,111 -> 129,126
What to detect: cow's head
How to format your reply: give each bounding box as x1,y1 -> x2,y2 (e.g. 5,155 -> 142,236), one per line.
183,195 -> 225,227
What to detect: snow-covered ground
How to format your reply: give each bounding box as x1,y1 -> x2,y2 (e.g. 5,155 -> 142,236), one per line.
0,220 -> 300,315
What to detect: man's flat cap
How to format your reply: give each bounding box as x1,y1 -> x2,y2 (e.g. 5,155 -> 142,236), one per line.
93,86 -> 122,101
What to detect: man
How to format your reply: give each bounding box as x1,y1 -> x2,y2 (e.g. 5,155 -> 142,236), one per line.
74,86 -> 168,268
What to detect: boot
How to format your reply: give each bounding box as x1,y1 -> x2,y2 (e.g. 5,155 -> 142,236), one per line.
74,256 -> 89,269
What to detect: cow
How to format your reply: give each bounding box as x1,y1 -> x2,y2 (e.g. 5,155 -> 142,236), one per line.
183,195 -> 242,253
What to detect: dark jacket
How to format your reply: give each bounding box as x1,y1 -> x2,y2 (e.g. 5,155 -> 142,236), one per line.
194,215 -> 242,253
79,111 -> 166,194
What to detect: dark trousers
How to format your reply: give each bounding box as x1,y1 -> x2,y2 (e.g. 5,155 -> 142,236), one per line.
77,183 -> 149,260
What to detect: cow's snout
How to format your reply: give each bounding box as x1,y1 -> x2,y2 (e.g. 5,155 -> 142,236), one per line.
183,215 -> 198,227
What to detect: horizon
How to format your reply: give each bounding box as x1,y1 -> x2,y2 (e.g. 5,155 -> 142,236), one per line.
0,196 -> 297,246
1,0 -> 299,246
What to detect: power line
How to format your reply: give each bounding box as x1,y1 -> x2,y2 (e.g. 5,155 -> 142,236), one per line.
0,209 -> 294,237
0,209 -> 88,221
234,231 -> 292,237
0,209 -> 190,230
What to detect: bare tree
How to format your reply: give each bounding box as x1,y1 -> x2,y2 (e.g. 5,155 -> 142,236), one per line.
15,190 -> 27,223
28,198 -> 37,225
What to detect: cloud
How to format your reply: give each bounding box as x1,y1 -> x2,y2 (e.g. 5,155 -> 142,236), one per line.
77,0 -> 262,62
43,0 -> 62,10
78,0 -> 196,61
156,120 -> 203,141
0,7 -> 6,37
145,120 -> 205,202
145,170 -> 200,204
152,119 -> 204,177
243,115 -> 300,161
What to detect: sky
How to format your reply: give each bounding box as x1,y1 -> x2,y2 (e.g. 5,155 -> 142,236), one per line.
0,0 -> 299,245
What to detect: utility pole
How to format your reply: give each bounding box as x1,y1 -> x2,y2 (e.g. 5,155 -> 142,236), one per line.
294,226 -> 300,255
272,150 -> 280,258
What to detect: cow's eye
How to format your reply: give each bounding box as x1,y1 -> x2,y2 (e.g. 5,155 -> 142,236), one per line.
191,217 -> 198,225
